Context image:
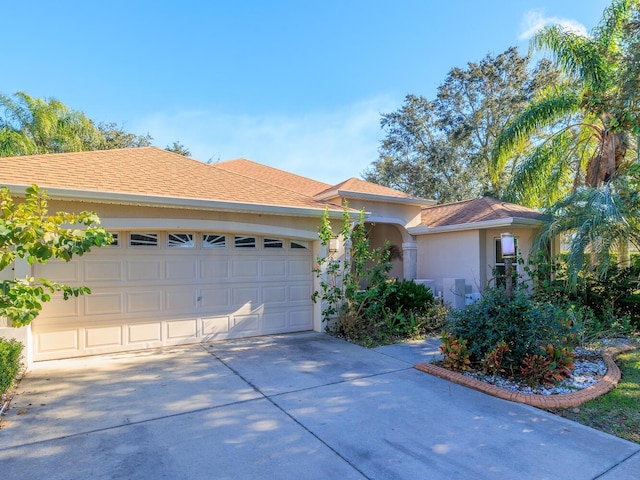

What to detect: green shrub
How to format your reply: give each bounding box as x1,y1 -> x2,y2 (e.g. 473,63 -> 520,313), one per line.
0,337 -> 23,395
381,280 -> 435,315
446,287 -> 577,371
528,253 -> 640,332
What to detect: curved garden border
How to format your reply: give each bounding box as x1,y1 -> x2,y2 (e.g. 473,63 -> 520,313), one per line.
414,344 -> 638,409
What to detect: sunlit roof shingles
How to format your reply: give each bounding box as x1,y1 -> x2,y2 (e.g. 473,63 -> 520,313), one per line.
0,147 -> 335,211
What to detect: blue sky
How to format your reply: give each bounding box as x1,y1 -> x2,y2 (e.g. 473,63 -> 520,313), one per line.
4,1 -> 610,185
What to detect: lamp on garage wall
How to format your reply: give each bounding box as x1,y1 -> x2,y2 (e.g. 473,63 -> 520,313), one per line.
328,237 -> 339,254
500,232 -> 516,300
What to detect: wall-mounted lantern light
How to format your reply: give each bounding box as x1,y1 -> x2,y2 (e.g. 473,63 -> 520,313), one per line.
328,237 -> 339,253
500,232 -> 516,259
500,232 -> 515,300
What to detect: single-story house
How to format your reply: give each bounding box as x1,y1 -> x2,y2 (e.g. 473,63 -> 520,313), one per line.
0,147 -> 550,362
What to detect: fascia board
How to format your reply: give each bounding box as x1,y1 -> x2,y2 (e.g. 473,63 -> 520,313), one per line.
408,217 -> 545,235
315,189 -> 436,207
2,184 -> 354,219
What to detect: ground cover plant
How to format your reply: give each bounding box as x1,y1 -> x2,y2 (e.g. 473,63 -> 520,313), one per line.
551,348 -> 640,444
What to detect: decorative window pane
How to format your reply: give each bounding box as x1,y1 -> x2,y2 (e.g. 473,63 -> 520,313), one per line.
290,240 -> 309,249
130,233 -> 158,247
234,236 -> 256,248
109,232 -> 119,247
263,238 -> 284,249
168,233 -> 194,248
202,234 -> 226,248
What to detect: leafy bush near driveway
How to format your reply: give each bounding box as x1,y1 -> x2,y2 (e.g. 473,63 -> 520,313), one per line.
445,287 -> 577,382
0,337 -> 23,395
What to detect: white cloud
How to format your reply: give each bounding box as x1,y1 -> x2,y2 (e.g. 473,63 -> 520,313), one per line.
134,96 -> 398,186
519,10 -> 588,40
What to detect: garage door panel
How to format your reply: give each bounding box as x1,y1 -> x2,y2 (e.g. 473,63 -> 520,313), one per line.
85,292 -> 123,316
167,319 -> 197,339
232,259 -> 259,277
40,293 -> 80,319
263,286 -> 286,303
290,284 -> 312,302
262,312 -> 287,331
202,316 -> 230,336
38,329 -> 79,353
36,260 -> 80,283
289,309 -> 313,328
129,322 -> 162,343
84,260 -> 122,282
165,259 -> 197,280
127,260 -> 162,281
85,325 -> 123,348
232,286 -> 259,307
289,259 -> 311,276
200,259 -> 229,279
200,288 -> 229,308
230,314 -> 259,334
262,259 -> 286,277
127,291 -> 162,313
165,289 -> 198,311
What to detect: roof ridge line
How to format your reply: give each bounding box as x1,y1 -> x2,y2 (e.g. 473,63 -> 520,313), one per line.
209,161 -> 337,205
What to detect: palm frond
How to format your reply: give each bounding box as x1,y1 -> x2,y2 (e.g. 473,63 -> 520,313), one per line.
491,85 -> 580,184
536,184 -> 640,288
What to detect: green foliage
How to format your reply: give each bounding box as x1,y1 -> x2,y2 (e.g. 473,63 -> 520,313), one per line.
0,185 -> 112,326
0,337 -> 23,395
0,91 -> 104,156
364,47 -> 560,202
165,141 -> 191,157
527,252 -> 640,337
494,0 -> 640,286
381,280 -> 435,315
0,91 -> 188,156
312,206 -> 448,347
446,287 -> 577,372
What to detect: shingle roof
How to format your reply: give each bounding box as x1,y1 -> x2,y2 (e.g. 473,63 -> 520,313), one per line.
420,197 -> 544,227
316,177 -> 430,201
0,147 -> 339,212
215,158 -> 331,196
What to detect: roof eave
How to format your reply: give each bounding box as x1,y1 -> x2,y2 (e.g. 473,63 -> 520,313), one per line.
315,189 -> 436,207
3,184 -> 351,219
408,217 -> 546,235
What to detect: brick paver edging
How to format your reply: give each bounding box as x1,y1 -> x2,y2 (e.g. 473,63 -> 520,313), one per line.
414,344 -> 638,409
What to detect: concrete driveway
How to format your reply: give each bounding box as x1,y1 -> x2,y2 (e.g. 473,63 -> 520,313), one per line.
1,332 -> 639,479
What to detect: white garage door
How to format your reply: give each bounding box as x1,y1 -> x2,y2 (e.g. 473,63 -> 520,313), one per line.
31,231 -> 314,360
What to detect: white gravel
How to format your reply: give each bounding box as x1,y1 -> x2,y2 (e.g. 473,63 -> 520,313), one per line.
462,347 -> 607,395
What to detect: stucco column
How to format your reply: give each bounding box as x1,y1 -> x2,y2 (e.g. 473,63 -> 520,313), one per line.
402,241 -> 417,281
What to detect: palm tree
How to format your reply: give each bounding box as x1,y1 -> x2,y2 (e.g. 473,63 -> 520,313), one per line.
491,0 -> 640,284
0,91 -> 105,156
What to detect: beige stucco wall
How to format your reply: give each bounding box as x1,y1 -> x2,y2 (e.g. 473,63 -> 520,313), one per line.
416,225 -> 542,296
416,229 -> 482,295
339,199 -> 423,233
48,200 -> 324,241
